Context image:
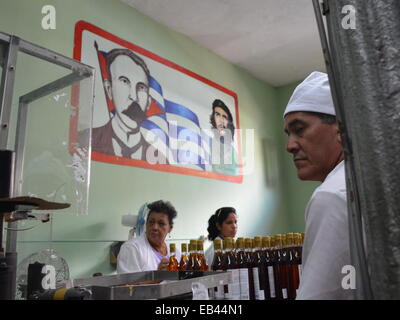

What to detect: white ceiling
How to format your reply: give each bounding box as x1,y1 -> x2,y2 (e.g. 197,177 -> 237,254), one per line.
121,0 -> 326,87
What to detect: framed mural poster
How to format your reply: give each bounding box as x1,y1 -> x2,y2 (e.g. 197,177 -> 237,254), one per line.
73,21 -> 243,183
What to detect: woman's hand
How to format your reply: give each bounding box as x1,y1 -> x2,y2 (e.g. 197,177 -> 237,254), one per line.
157,258 -> 169,270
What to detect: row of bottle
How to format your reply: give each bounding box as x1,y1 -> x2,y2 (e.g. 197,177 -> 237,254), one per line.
168,239 -> 209,271
210,233 -> 304,300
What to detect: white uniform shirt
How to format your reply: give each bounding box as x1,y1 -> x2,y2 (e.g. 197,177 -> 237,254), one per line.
296,161 -> 355,300
117,233 -> 180,274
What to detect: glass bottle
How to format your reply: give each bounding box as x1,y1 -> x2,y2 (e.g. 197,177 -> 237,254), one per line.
286,233 -> 299,300
179,243 -> 189,271
197,240 -> 208,271
186,242 -> 200,271
236,238 -> 250,300
221,238 -> 230,299
211,239 -> 224,271
261,236 -> 276,300
252,237 -> 265,300
168,243 -> 179,271
276,234 -> 289,300
245,238 -> 256,300
235,238 -> 243,257
299,233 -> 304,270
211,239 -> 225,300
295,233 -> 303,295
223,237 -> 240,300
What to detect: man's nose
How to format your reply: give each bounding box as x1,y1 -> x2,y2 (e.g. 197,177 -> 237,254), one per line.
128,87 -> 137,101
286,136 -> 299,154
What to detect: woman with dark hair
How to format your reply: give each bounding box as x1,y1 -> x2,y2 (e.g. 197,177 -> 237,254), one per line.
117,200 -> 180,273
207,207 -> 238,240
205,207 -> 238,267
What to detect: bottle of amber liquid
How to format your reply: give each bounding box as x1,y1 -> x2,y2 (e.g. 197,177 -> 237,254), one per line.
179,243 -> 189,271
197,240 -> 209,271
276,234 -> 290,300
236,238 -> 250,300
211,239 -> 225,300
295,233 -> 303,294
252,237 -> 265,300
168,243 -> 179,271
223,237 -> 240,300
221,238 -> 230,299
245,238 -> 256,300
299,232 -> 304,275
235,238 -> 243,257
261,236 -> 276,300
186,242 -> 199,271
286,233 -> 299,300
211,239 -> 224,271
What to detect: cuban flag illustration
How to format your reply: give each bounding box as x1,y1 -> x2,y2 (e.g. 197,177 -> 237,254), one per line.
144,76 -> 212,171
95,43 -> 212,171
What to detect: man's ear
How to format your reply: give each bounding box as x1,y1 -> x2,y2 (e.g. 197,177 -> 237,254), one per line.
104,79 -> 112,101
336,123 -> 342,144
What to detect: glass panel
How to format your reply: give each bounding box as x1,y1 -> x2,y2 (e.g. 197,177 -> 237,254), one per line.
5,45 -> 94,300
12,50 -> 94,216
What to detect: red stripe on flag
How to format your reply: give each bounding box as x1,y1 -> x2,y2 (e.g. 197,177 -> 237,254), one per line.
146,99 -> 164,117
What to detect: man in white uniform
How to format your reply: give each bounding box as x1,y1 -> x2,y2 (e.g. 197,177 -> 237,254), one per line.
283,71 -> 355,299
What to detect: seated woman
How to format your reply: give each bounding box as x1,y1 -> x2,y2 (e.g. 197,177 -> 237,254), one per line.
117,200 -> 180,273
205,207 -> 238,268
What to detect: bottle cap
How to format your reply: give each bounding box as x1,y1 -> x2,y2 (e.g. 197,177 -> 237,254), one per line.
226,238 -> 234,250
254,237 -> 261,248
287,233 -> 294,245
181,243 -> 187,252
223,238 -> 229,250
282,234 -> 288,246
245,238 -> 253,249
261,236 -> 270,248
214,239 -> 222,250
197,240 -> 204,251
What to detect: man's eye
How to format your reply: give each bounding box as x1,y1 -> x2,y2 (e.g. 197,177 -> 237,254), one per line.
294,127 -> 304,135
119,76 -> 130,85
137,83 -> 148,91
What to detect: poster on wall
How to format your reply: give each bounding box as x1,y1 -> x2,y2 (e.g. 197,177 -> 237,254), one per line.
73,21 -> 243,183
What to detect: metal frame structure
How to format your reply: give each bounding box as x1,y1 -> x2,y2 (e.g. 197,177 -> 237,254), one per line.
0,30 -> 95,299
312,0 -> 373,300
70,270 -> 231,300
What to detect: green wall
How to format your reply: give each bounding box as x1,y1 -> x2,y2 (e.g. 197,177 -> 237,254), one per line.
0,0 -> 313,280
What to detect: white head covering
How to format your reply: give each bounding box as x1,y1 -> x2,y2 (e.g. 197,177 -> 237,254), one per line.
283,71 -> 335,118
